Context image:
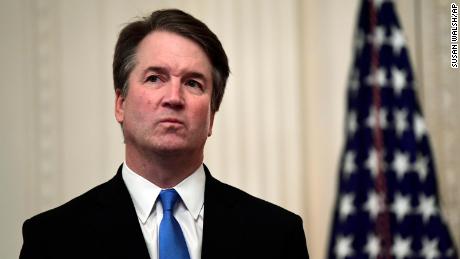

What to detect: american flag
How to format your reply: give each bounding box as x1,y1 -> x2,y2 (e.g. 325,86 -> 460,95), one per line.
327,0 -> 458,258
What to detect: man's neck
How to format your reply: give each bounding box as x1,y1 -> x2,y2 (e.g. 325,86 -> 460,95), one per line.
125,146 -> 203,189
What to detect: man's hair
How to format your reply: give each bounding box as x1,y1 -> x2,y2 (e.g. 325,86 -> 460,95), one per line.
113,9 -> 230,113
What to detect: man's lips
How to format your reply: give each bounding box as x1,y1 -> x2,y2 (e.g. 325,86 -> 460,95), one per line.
158,118 -> 184,125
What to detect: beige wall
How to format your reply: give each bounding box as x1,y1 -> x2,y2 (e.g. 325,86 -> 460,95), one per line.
1,0 -> 458,258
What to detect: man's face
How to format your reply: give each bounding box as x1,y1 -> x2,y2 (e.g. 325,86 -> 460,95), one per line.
115,31 -> 214,156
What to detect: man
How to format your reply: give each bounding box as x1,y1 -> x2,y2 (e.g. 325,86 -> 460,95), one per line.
20,9 -> 309,259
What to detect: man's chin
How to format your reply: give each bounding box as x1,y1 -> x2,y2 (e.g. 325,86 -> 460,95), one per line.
149,141 -> 190,155
154,147 -> 186,155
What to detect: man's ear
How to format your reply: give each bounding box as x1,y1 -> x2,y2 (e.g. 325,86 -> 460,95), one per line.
115,89 -> 125,124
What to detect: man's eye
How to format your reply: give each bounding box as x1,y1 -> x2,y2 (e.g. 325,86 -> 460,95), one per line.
185,80 -> 201,89
145,75 -> 160,83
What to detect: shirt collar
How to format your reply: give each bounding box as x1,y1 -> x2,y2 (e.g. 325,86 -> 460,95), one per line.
174,164 -> 206,220
122,162 -> 205,223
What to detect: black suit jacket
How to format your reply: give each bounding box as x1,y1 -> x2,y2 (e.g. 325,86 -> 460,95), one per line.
20,165 -> 309,258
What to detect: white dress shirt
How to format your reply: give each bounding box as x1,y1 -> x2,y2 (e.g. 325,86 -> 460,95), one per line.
122,162 -> 205,259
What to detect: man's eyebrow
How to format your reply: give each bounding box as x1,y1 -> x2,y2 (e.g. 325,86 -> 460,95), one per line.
144,66 -> 168,75
144,66 -> 208,82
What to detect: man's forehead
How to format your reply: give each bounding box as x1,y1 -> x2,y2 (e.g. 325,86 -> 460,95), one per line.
134,31 -> 213,76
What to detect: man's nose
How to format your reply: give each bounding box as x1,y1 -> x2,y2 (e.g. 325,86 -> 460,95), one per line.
162,80 -> 185,109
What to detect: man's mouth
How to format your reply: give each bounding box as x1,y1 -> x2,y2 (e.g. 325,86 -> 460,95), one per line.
159,118 -> 184,125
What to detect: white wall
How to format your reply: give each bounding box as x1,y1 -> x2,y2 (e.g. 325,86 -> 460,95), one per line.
1,1 -> 458,259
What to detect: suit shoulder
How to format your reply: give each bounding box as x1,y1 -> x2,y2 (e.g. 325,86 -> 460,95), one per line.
213,178 -> 302,222
25,176 -> 115,225
206,177 -> 309,257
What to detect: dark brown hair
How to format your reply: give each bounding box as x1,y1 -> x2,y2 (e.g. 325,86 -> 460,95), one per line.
113,9 -> 230,112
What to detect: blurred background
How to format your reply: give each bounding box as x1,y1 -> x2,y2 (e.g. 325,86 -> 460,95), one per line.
1,0 -> 459,258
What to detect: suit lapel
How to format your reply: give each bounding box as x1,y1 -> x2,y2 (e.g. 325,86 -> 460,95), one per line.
94,166 -> 150,259
201,165 -> 242,259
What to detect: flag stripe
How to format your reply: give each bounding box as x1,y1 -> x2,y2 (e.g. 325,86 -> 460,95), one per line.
369,2 -> 393,259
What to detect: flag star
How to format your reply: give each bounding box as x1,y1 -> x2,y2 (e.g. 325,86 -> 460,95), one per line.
366,67 -> 388,88
369,26 -> 386,49
392,235 -> 412,259
343,151 -> 357,178
365,148 -> 379,178
390,26 -> 406,56
366,107 -> 388,129
339,193 -> 356,221
355,30 -> 366,54
414,154 -> 429,182
446,248 -> 456,257
365,148 -> 386,178
391,192 -> 412,222
394,109 -> 408,137
364,191 -> 384,219
376,68 -> 388,87
392,151 -> 410,180
335,235 -> 354,259
420,237 -> 440,259
414,113 -> 427,141
372,0 -> 386,10
364,234 -> 381,259
347,111 -> 358,137
349,69 -> 360,94
391,66 -> 407,96
417,195 -> 438,223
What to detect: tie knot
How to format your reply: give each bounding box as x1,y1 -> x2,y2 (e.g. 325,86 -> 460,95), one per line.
159,189 -> 180,212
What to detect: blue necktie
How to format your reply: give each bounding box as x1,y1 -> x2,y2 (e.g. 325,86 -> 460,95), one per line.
159,189 -> 191,259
